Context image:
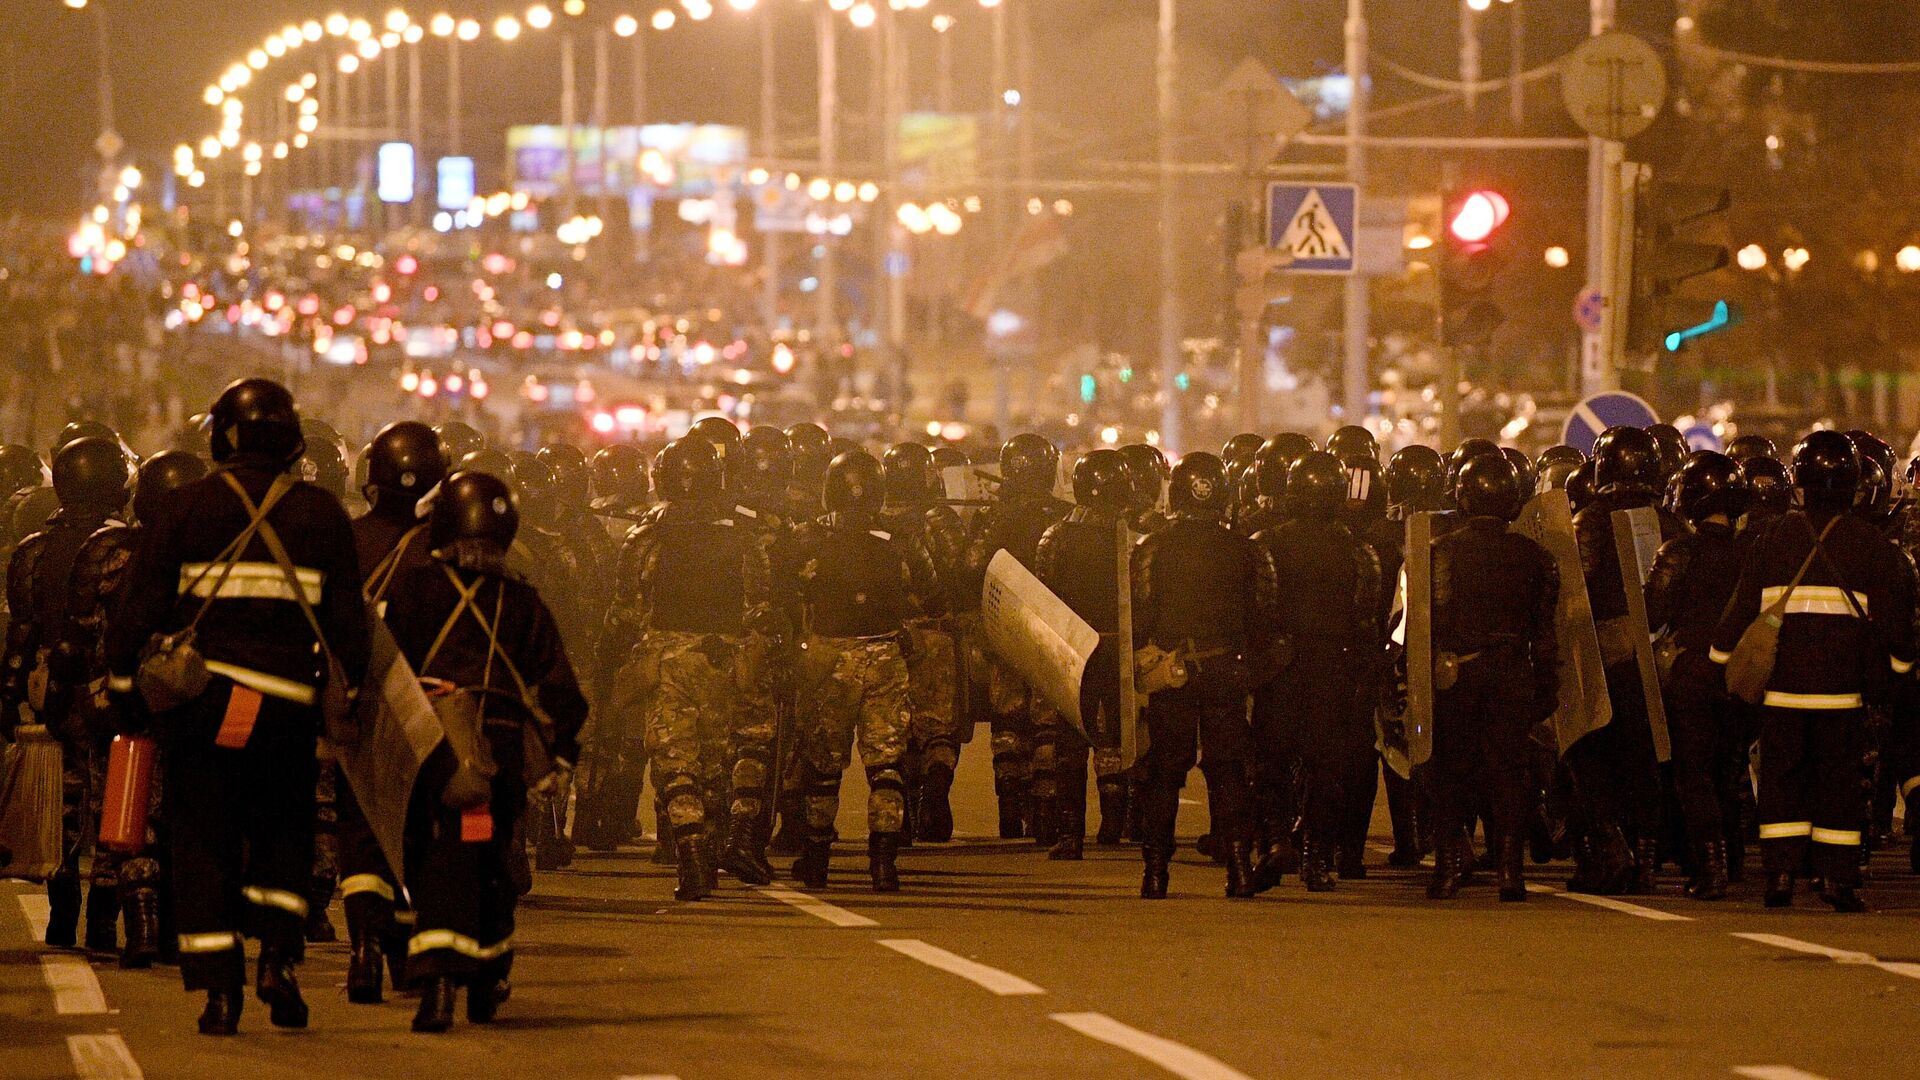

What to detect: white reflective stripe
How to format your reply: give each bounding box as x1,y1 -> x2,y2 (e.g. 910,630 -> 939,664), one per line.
870,530 -> 893,541
204,661 -> 316,705
181,562 -> 324,604
1708,647 -> 1733,665
106,674 -> 134,693
1894,656 -> 1915,675
242,885 -> 310,918
1760,585 -> 1867,616
408,928 -> 512,959
1761,691 -> 1862,710
1759,821 -> 1813,840
340,874 -> 395,902
177,931 -> 241,953
1810,826 -> 1863,847
1902,775 -> 1920,801
394,910 -> 418,925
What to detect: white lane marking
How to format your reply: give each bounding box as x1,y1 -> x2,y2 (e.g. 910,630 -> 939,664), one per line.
1733,932 -> 1920,980
877,939 -> 1046,996
615,1075 -> 682,1080
1052,1012 -> 1254,1080
756,886 -> 878,928
1526,883 -> 1694,922
18,893 -> 51,940
41,955 -> 109,1014
68,1034 -> 143,1080
1733,1067 -> 1834,1080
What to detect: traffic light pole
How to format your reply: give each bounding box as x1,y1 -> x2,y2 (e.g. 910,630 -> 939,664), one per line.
1342,0 -> 1371,425
1580,0 -> 1619,395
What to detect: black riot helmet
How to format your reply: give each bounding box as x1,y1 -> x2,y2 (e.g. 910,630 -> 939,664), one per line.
1343,454 -> 1388,521
741,426 -> 795,496
456,448 -> 515,484
0,445 -> 45,496
1445,438 -> 1504,493
1385,446 -> 1447,511
1791,430 -> 1860,513
930,445 -> 969,473
688,416 -> 744,488
1567,459 -> 1599,516
654,437 -> 724,502
52,437 -> 131,514
882,442 -> 937,507
52,420 -> 117,458
1072,449 -> 1131,513
429,470 -> 520,551
1536,444 -> 1585,472
1221,433 -> 1265,475
1592,426 -> 1662,497
1168,452 -> 1231,521
1647,424 -> 1690,480
1673,451 -> 1749,524
1326,425 -> 1379,465
174,414 -> 213,459
825,450 -> 885,515
1252,439 -> 1295,501
1539,455 -> 1583,493
1287,452 -> 1350,520
1726,434 -> 1776,466
591,444 -> 649,504
510,452 -> 562,529
434,421 -> 486,462
999,433 -> 1059,499
209,378 -> 304,466
1267,432 -> 1317,462
786,422 -> 832,466
1856,453 -> 1893,522
1741,456 -> 1791,515
1501,446 -> 1539,497
1118,444 -> 1169,510
299,438 -> 349,498
1454,453 -> 1525,522
133,451 -> 208,524
538,444 -> 592,508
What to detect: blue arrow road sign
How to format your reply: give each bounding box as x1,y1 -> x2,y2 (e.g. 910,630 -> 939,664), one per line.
1559,391 -> 1659,457
1267,183 -> 1358,274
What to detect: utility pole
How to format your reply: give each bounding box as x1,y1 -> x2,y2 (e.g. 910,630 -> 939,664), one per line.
990,0 -> 1012,434
593,29 -> 611,235
1156,0 -> 1182,452
884,8 -> 908,351
1343,0 -> 1371,423
447,34 -> 462,158
760,12 -> 781,327
1581,0 -> 1621,394
1459,0 -> 1480,117
1510,0 -> 1526,128
561,32 -> 579,226
816,3 -> 839,348
408,41 -> 423,224
385,43 -> 399,233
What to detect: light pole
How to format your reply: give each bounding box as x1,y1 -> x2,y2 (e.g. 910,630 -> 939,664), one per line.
65,0 -> 121,202
989,0 -> 1011,432
1344,0 -> 1371,422
760,10 -> 781,325
1156,0 -> 1180,451
816,2 -> 839,347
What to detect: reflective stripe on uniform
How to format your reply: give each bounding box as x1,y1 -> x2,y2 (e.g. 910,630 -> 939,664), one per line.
204,661 -> 316,706
242,885 -> 310,918
407,929 -> 513,959
181,563 -> 325,604
177,931 -> 241,954
1760,585 -> 1868,617
106,674 -> 134,693
1902,775 -> 1920,801
394,909 -> 417,926
1761,690 -> 1862,710
1708,647 -> 1733,665
340,874 -> 395,902
1759,821 -> 1813,840
1894,656 -> 1915,675
1810,826 -> 1863,847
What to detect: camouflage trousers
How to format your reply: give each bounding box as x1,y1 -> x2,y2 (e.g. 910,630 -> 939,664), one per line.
906,622 -> 964,775
798,637 -> 911,836
644,630 -> 776,835
985,650 -> 1037,788
52,727 -> 104,885
311,756 -> 339,888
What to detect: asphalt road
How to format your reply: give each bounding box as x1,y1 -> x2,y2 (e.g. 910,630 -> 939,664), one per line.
3,745 -> 1918,1080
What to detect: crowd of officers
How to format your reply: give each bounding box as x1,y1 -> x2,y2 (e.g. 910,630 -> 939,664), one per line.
3,376 -> 1918,1039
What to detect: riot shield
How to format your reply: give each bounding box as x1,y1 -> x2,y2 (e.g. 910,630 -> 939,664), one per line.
1404,512 -> 1435,768
1115,519 -> 1145,770
334,619 -> 444,886
1511,491 -> 1612,755
1611,506 -> 1672,763
980,550 -> 1100,738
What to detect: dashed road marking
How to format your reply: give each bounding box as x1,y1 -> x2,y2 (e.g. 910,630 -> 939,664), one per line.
756,886 -> 878,928
1733,1066 -> 1834,1080
67,1034 -> 142,1080
18,892 -> 51,941
877,939 -> 1046,996
41,955 -> 109,1015
1051,1011 -> 1254,1080
1733,932 -> 1920,980
1527,883 -> 1694,922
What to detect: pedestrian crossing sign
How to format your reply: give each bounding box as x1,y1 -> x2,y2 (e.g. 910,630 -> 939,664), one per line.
1266,182 -> 1358,274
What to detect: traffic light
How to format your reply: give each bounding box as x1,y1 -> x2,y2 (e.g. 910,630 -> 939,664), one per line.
1628,181 -> 1732,352
1438,188 -> 1511,347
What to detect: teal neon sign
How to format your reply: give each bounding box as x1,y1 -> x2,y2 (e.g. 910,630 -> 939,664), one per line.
1664,300 -> 1732,352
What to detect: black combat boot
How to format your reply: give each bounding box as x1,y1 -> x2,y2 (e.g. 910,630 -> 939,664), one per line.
304,879 -> 337,943
1686,839 -> 1729,901
1140,844 -> 1171,899
1301,839 -> 1337,893
1225,840 -> 1259,899
84,884 -> 118,954
1820,883 -> 1866,913
346,925 -> 385,1004
1763,870 -> 1794,908
411,976 -> 456,1033
794,834 -> 833,890
1095,778 -> 1128,846
918,762 -> 955,843
720,810 -> 774,886
1427,832 -> 1466,900
995,776 -> 1028,840
45,873 -> 80,948
1631,837 -> 1660,895
675,830 -> 714,902
1029,795 -> 1059,848
468,957 -> 510,1024
768,793 -> 807,856
198,987 -> 243,1036
869,833 -> 902,892
120,884 -> 160,969
1338,849 -> 1367,880
1049,787 -> 1087,862
255,949 -> 309,1029
1497,832 -> 1527,902
1121,771 -> 1145,843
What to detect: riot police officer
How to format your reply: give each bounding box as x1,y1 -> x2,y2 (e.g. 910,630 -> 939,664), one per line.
786,423 -> 834,513
105,379 -> 370,1035
1425,455 -> 1559,901
1118,443 -> 1172,536
1133,453 -> 1280,899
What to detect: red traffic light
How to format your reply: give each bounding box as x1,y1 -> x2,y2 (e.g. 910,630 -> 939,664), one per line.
1449,191 -> 1511,245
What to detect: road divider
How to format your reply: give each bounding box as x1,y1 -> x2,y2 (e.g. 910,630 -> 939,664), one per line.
756,886 -> 878,928
1527,883 -> 1694,922
67,1034 -> 143,1080
876,939 -> 1046,996
1733,932 -> 1920,980
1051,1011 -> 1255,1080
41,955 -> 109,1015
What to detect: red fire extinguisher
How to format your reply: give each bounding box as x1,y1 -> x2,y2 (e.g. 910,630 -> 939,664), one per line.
98,735 -> 156,852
